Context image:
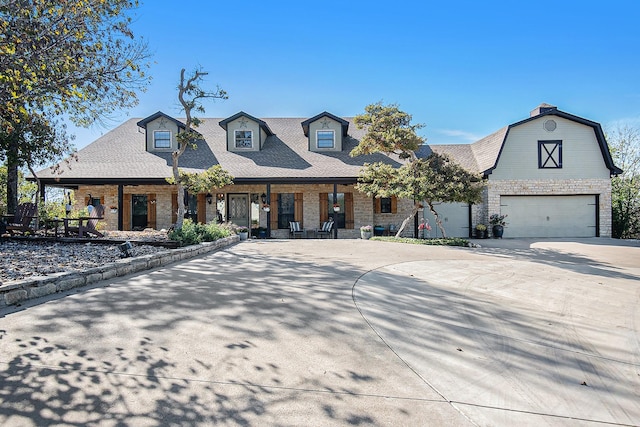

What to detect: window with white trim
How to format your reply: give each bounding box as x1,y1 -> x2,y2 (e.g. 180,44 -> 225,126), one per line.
317,130 -> 335,148
235,130 -> 253,148
154,130 -> 171,148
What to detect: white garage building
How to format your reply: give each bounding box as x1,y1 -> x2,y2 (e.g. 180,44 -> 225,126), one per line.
430,104 -> 621,238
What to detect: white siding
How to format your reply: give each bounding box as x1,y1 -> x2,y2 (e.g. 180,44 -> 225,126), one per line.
146,118 -> 179,152
308,117 -> 343,152
226,117 -> 261,152
491,116 -> 610,180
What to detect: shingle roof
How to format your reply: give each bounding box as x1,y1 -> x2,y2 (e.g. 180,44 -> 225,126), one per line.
36,106 -> 621,184
37,117 -> 404,184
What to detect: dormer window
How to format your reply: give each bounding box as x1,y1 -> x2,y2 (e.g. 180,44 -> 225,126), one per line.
302,112 -> 349,153
235,130 -> 253,149
317,130 -> 335,148
154,130 -> 171,149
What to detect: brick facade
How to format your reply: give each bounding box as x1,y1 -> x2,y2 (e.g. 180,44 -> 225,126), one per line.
74,183 -> 418,239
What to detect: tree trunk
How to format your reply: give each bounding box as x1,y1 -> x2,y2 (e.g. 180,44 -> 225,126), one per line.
172,150 -> 185,229
6,138 -> 19,215
395,203 -> 420,237
426,200 -> 447,239
27,162 -> 41,230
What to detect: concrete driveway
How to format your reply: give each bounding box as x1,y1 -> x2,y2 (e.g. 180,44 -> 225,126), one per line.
0,238 -> 638,426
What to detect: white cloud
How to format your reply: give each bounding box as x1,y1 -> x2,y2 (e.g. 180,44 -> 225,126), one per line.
606,116 -> 640,130
436,129 -> 481,142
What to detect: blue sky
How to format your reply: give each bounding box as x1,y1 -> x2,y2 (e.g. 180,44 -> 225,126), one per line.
70,0 -> 640,149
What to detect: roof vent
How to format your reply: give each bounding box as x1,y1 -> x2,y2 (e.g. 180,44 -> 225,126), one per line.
530,103 -> 557,117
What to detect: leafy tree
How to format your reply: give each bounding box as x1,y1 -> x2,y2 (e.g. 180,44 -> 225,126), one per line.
352,102 -> 484,238
608,124 -> 640,238
0,113 -> 74,217
0,164 -> 36,215
169,166 -> 234,196
172,68 -> 228,229
0,0 -> 150,213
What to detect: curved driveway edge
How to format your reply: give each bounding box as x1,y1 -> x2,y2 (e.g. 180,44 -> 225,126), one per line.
353,239 -> 640,426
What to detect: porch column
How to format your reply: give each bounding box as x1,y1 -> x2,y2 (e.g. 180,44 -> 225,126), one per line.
333,183 -> 338,239
266,183 -> 271,238
118,184 -> 124,231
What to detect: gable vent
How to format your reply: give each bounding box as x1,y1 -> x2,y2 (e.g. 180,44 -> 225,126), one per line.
544,119 -> 557,132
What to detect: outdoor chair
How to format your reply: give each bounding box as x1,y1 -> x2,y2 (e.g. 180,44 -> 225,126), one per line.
316,219 -> 334,238
289,221 -> 304,238
3,202 -> 37,235
64,205 -> 105,238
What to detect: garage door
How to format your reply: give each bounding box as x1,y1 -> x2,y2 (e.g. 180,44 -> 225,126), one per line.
423,202 -> 470,238
500,195 -> 596,238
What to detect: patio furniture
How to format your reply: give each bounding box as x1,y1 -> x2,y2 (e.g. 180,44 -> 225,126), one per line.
2,202 -> 37,235
316,219 -> 334,238
289,221 -> 304,239
64,205 -> 105,238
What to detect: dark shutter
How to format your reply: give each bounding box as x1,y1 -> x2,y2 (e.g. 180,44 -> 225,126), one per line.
147,193 -> 157,229
197,193 -> 206,224
270,193 -> 279,230
319,193 -> 328,224
123,194 -> 132,231
345,192 -> 354,229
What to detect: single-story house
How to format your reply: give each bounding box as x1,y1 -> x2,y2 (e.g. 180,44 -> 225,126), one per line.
35,103 -> 621,238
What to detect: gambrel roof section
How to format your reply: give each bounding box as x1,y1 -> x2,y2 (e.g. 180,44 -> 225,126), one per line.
476,105 -> 622,177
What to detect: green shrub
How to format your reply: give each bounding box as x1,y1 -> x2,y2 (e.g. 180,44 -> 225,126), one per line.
38,200 -> 66,224
370,236 -> 470,247
168,219 -> 233,246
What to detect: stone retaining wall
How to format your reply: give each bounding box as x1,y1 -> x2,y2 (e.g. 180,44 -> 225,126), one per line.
0,235 -> 239,308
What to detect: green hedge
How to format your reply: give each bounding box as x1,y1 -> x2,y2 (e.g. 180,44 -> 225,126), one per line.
168,219 -> 233,247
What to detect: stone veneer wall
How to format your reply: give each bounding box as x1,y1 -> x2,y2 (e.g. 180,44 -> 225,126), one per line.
74,185 -> 176,231
484,179 -> 612,237
72,183 -> 421,239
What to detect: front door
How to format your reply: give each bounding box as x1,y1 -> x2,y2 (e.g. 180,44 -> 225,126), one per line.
132,194 -> 148,230
228,194 -> 249,228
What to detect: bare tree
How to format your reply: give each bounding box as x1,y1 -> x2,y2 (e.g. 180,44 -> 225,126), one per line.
172,68 -> 227,229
